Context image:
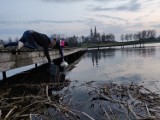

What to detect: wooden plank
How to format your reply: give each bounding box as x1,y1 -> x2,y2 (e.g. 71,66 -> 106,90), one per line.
0,48 -> 86,72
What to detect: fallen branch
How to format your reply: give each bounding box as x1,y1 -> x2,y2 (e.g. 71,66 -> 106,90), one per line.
5,106 -> 17,119
82,112 -> 95,120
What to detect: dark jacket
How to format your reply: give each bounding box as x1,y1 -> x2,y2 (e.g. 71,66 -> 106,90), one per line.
30,31 -> 52,63
20,30 -> 62,63
4,30 -> 64,63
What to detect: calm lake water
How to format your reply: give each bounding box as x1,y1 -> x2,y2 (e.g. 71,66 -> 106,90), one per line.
1,43 -> 160,119
55,43 -> 160,119
67,43 -> 160,93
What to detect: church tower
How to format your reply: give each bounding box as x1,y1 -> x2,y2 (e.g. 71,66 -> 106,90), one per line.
91,28 -> 93,37
94,26 -> 97,37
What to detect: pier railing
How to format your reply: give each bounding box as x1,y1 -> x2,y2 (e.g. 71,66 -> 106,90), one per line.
0,48 -> 86,73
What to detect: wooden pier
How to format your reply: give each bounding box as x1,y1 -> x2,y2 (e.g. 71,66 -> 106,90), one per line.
0,48 -> 87,79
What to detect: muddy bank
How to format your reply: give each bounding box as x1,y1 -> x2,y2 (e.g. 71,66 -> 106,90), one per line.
0,81 -> 160,120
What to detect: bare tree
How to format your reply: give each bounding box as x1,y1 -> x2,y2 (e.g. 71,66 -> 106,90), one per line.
125,34 -> 129,42
14,37 -> 19,42
128,34 -> 132,41
7,37 -> 12,44
120,34 -> 124,42
120,34 -> 124,48
102,33 -> 106,42
150,30 -> 156,39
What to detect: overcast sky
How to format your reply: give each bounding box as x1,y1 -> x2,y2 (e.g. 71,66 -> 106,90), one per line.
0,0 -> 160,41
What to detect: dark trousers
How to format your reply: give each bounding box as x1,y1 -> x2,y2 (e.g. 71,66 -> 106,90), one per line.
4,30 -> 39,49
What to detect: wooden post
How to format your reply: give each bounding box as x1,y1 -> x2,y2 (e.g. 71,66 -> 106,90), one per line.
65,56 -> 68,62
2,71 -> 6,80
35,63 -> 38,68
74,53 -> 76,60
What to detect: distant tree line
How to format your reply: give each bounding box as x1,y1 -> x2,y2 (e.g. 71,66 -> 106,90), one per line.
0,34 -> 80,48
82,26 -> 115,43
120,30 -> 158,47
101,33 -> 115,42
0,37 -> 19,45
1,29 -> 160,48
121,30 -> 156,42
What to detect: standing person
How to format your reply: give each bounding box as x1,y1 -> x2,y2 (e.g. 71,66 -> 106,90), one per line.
0,30 -> 68,63
55,38 -> 68,61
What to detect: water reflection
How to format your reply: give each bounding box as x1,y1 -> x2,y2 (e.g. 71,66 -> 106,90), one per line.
87,49 -> 116,67
68,44 -> 160,92
87,46 -> 156,68
121,46 -> 156,58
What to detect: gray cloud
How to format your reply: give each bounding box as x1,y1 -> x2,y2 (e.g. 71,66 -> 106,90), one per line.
0,20 -> 19,25
96,15 -> 128,24
42,0 -> 85,3
151,24 -> 160,28
0,29 -> 23,35
91,0 -> 141,12
93,0 -> 128,2
84,17 -> 106,28
28,20 -> 84,24
128,23 -> 144,28
83,17 -> 129,37
0,20 -> 84,25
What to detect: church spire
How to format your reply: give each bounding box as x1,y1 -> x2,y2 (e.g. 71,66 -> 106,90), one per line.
91,28 -> 93,37
94,26 -> 97,37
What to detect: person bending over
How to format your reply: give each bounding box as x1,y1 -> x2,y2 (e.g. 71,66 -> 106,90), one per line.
2,30 -> 68,63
